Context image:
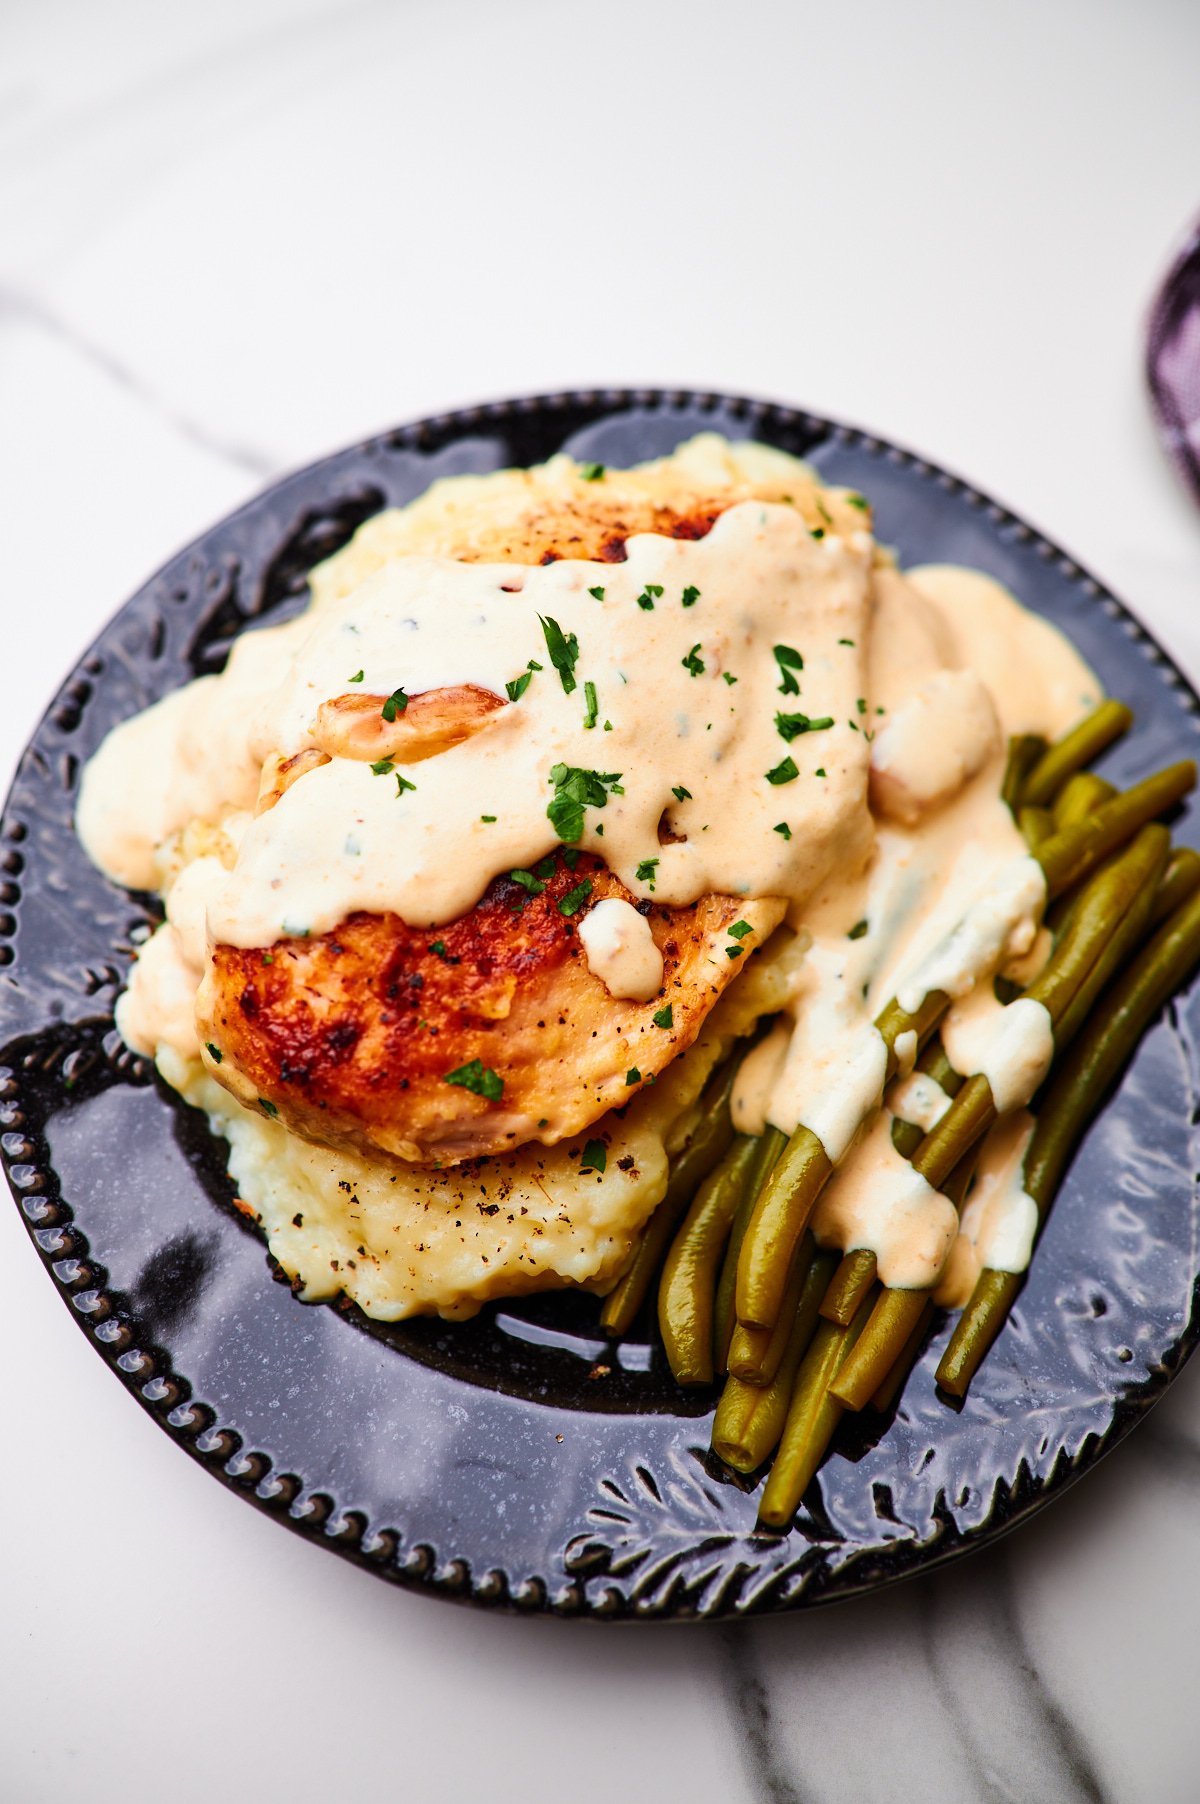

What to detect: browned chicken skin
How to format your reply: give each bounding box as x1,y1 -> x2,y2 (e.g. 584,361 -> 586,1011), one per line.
197,852 -> 771,1163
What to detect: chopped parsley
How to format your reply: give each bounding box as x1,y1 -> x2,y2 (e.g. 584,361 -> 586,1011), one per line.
381,687 -> 409,723
847,494 -> 869,511
510,868 -> 546,897
766,756 -> 800,785
395,774 -> 417,796
603,720 -> 613,731
348,670 -> 364,684
258,1097 -> 279,1118
682,643 -> 705,678
652,1003 -> 674,1030
723,671 -> 738,686
535,854 -> 556,880
838,637 -> 855,647
546,764 -> 623,841
773,644 -> 804,696
635,857 -> 659,890
261,951 -> 274,965
810,526 -> 825,540
580,1138 -> 607,1174
479,812 -> 495,820
773,821 -> 792,840
776,710 -> 834,741
558,877 -> 593,916
505,658 -> 542,703
856,697 -> 867,715
588,585 -> 605,601
429,940 -> 448,959
370,756 -> 395,775
681,585 -> 700,608
671,784 -> 692,802
580,462 -> 606,481
444,1059 -> 504,1101
848,920 -> 869,940
539,615 -> 580,694
728,921 -> 754,940
583,680 -> 599,729
727,945 -> 744,959
849,719 -> 859,732
625,1067 -> 641,1086
205,1042 -> 223,1064
815,767 -> 826,778
636,584 -> 664,611
562,846 -> 580,870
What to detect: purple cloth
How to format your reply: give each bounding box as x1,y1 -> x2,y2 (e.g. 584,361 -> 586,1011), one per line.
1148,216 -> 1200,505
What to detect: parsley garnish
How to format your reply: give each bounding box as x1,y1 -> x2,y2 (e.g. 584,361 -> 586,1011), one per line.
625,1067 -> 641,1085
510,868 -> 546,896
505,658 -> 542,703
539,615 -> 580,694
444,1059 -> 504,1101
847,494 -> 869,511
723,671 -> 738,686
370,757 -> 395,775
727,946 -> 744,959
562,846 -> 580,870
580,462 -> 606,481
766,757 -> 800,785
652,1003 -> 673,1030
603,720 -> 613,731
671,784 -> 692,802
258,1097 -> 279,1118
635,857 -> 659,890
396,774 -> 417,796
773,822 -> 792,840
261,952 -> 274,965
636,584 -> 663,611
546,765 -> 623,841
849,719 -> 859,732
588,585 -> 605,601
772,645 -> 801,692
811,526 -> 825,540
728,921 -> 754,940
430,940 -> 447,959
580,1138 -> 607,1174
583,680 -> 599,729
815,767 -> 826,778
479,812 -> 495,820
381,687 -> 408,722
856,697 -> 867,715
349,670 -> 364,684
535,854 -> 556,880
848,920 -> 869,940
558,877 -> 593,916
838,637 -> 855,647
776,710 -> 834,742
206,1042 -> 223,1064
681,585 -> 700,608
682,643 -> 705,678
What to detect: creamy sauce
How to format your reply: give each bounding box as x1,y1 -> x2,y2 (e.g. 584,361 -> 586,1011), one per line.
77,440 -> 1103,1318
577,898 -> 664,1001
935,1110 -> 1040,1306
810,1108 -> 959,1289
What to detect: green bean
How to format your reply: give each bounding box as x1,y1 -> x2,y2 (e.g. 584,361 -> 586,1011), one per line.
1002,734 -> 1046,812
728,1232 -> 817,1384
826,1285 -> 930,1410
658,1136 -> 764,1385
936,883 -> 1200,1396
712,1250 -> 839,1470
1050,826 -> 1168,1054
916,1039 -> 964,1095
734,1125 -> 834,1331
712,1126 -> 787,1370
1149,846 -> 1200,930
1021,700 -> 1133,810
757,1286 -> 878,1529
600,1057 -> 739,1337
1018,805 -> 1055,849
1035,761 -> 1195,898
870,1298 -> 934,1412
1052,771 -> 1117,830
819,1247 -> 878,1326
874,986 -> 953,1085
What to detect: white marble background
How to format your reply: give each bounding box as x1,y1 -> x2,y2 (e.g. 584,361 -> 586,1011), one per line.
4,2 -> 1200,1799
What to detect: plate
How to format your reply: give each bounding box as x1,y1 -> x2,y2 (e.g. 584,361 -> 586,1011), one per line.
5,390 -> 1200,1621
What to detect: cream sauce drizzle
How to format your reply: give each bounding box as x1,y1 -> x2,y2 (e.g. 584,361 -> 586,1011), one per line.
935,1111 -> 1040,1306
810,1109 -> 959,1289
577,898 -> 664,1001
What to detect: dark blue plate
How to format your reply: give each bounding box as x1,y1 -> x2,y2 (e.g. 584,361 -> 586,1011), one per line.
4,391 -> 1199,1620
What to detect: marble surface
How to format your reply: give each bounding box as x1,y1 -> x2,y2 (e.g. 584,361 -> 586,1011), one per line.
4,3 -> 1200,1798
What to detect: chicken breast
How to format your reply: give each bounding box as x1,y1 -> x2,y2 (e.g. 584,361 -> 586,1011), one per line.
197,850 -> 783,1162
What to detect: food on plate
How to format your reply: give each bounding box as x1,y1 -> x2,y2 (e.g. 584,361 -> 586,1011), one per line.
76,431 -> 1200,1522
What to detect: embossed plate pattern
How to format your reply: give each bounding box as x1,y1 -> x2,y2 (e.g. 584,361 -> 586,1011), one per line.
4,391 -> 1200,1620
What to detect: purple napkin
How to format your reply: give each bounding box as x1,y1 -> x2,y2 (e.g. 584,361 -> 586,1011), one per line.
1148,216 -> 1200,505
